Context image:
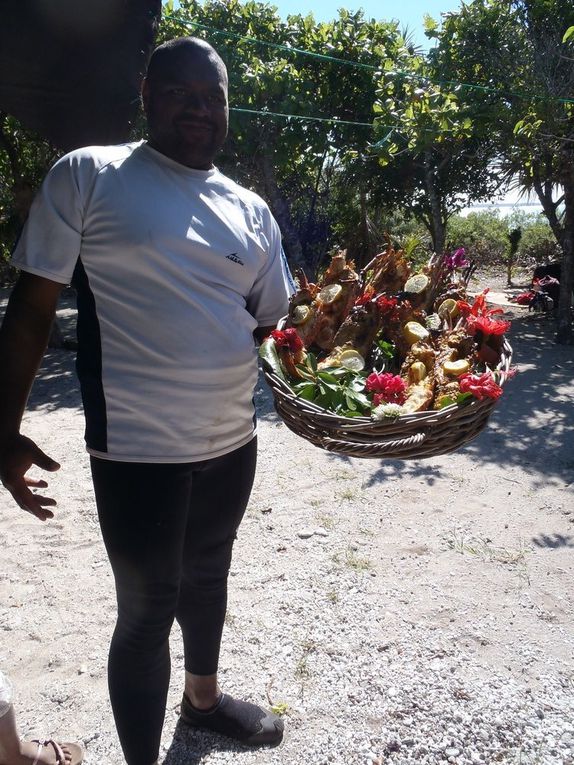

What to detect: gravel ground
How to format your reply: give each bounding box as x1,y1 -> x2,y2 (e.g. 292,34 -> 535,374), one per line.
1,273 -> 573,765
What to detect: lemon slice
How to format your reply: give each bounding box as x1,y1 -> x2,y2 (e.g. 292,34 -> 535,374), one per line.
438,298 -> 459,319
318,283 -> 343,305
404,273 -> 429,294
339,349 -> 366,371
408,360 -> 428,382
292,304 -> 311,325
443,359 -> 470,376
403,321 -> 430,345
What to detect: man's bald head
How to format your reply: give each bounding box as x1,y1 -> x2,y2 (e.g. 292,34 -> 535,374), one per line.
146,37 -> 228,87
142,36 -> 229,170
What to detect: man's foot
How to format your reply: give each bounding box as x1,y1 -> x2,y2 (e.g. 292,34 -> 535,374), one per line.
180,693 -> 284,747
1,739 -> 83,765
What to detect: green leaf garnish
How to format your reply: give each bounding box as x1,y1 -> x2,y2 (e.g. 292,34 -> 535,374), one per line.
258,338 -> 286,381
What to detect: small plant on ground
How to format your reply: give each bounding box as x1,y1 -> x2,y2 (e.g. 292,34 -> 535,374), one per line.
444,529 -> 530,566
316,512 -> 337,530
332,545 -> 372,571
337,487 -> 360,502
270,701 -> 289,716
294,638 -> 317,701
265,679 -> 289,716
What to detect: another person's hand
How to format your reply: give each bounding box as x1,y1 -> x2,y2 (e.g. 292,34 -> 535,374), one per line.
0,434 -> 60,521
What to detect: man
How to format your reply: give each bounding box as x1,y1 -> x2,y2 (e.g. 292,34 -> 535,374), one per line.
0,37 -> 293,765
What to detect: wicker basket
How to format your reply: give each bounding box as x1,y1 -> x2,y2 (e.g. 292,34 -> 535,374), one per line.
263,339 -> 513,460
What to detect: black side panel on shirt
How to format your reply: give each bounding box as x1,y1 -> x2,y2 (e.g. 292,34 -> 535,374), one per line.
72,258 -> 107,452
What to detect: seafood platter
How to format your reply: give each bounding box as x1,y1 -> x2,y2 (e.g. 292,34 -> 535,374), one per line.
259,242 -> 513,459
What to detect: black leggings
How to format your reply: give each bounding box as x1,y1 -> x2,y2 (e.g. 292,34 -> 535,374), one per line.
90,437 -> 257,765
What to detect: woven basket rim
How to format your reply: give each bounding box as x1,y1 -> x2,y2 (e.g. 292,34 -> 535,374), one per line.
261,335 -> 513,459
264,338 -> 513,427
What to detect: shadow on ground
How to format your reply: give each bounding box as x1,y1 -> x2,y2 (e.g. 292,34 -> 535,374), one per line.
456,312 -> 574,489
25,289 -> 82,412
531,532 -> 574,549
162,720 -> 248,765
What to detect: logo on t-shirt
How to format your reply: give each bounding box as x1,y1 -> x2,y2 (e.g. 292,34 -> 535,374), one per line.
226,253 -> 244,266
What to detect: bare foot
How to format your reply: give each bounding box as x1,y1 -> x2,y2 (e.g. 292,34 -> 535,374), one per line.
1,739 -> 83,765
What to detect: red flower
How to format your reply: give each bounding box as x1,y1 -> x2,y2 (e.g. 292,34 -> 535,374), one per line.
355,286 -> 375,306
459,371 -> 503,401
355,293 -> 372,307
376,295 -> 398,313
271,328 -> 304,353
467,314 -> 511,336
376,294 -> 401,322
365,372 -> 407,405
457,289 -> 503,318
457,289 -> 510,337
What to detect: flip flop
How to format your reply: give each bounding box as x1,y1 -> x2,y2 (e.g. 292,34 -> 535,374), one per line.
31,739 -> 83,765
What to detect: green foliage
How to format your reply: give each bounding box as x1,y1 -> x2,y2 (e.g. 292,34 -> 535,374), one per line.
258,337 -> 286,381
292,353 -> 372,417
1,0 -> 571,316
446,210 -> 560,268
511,214 -> 561,264
160,1 -> 405,272
371,40 -> 503,254
446,212 -> 508,267
0,115 -> 59,283
434,0 -> 573,339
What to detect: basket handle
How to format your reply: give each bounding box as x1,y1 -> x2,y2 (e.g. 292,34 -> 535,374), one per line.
321,431 -> 427,455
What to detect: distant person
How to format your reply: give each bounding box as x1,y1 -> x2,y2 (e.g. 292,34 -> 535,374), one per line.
0,671 -> 83,765
0,37 -> 293,765
531,262 -> 561,309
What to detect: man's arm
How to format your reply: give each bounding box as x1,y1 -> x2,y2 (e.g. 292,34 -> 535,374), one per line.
0,272 -> 65,520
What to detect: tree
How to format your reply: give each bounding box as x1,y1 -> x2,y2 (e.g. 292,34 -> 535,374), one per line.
371,33 -> 502,256
0,114 -> 58,280
435,0 -> 574,343
159,1 -> 403,273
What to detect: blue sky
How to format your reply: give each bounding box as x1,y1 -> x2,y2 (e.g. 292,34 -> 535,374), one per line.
166,1 -> 540,211
273,0 -> 463,48
170,1 -> 464,49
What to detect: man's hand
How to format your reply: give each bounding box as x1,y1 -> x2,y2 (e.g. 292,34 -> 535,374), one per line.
0,434 -> 60,521
0,273 -> 64,521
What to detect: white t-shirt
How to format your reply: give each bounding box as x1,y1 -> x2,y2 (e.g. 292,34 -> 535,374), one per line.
12,141 -> 294,462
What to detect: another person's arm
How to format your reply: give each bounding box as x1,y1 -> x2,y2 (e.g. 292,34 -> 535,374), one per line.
0,272 -> 65,520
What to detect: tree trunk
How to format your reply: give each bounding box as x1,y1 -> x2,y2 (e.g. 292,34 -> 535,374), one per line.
555,178 -> 574,345
424,151 -> 446,255
258,152 -> 305,271
357,188 -> 371,270
533,169 -> 573,344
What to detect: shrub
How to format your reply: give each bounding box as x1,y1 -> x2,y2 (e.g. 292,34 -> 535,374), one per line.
446,212 -> 508,267
446,210 -> 560,270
